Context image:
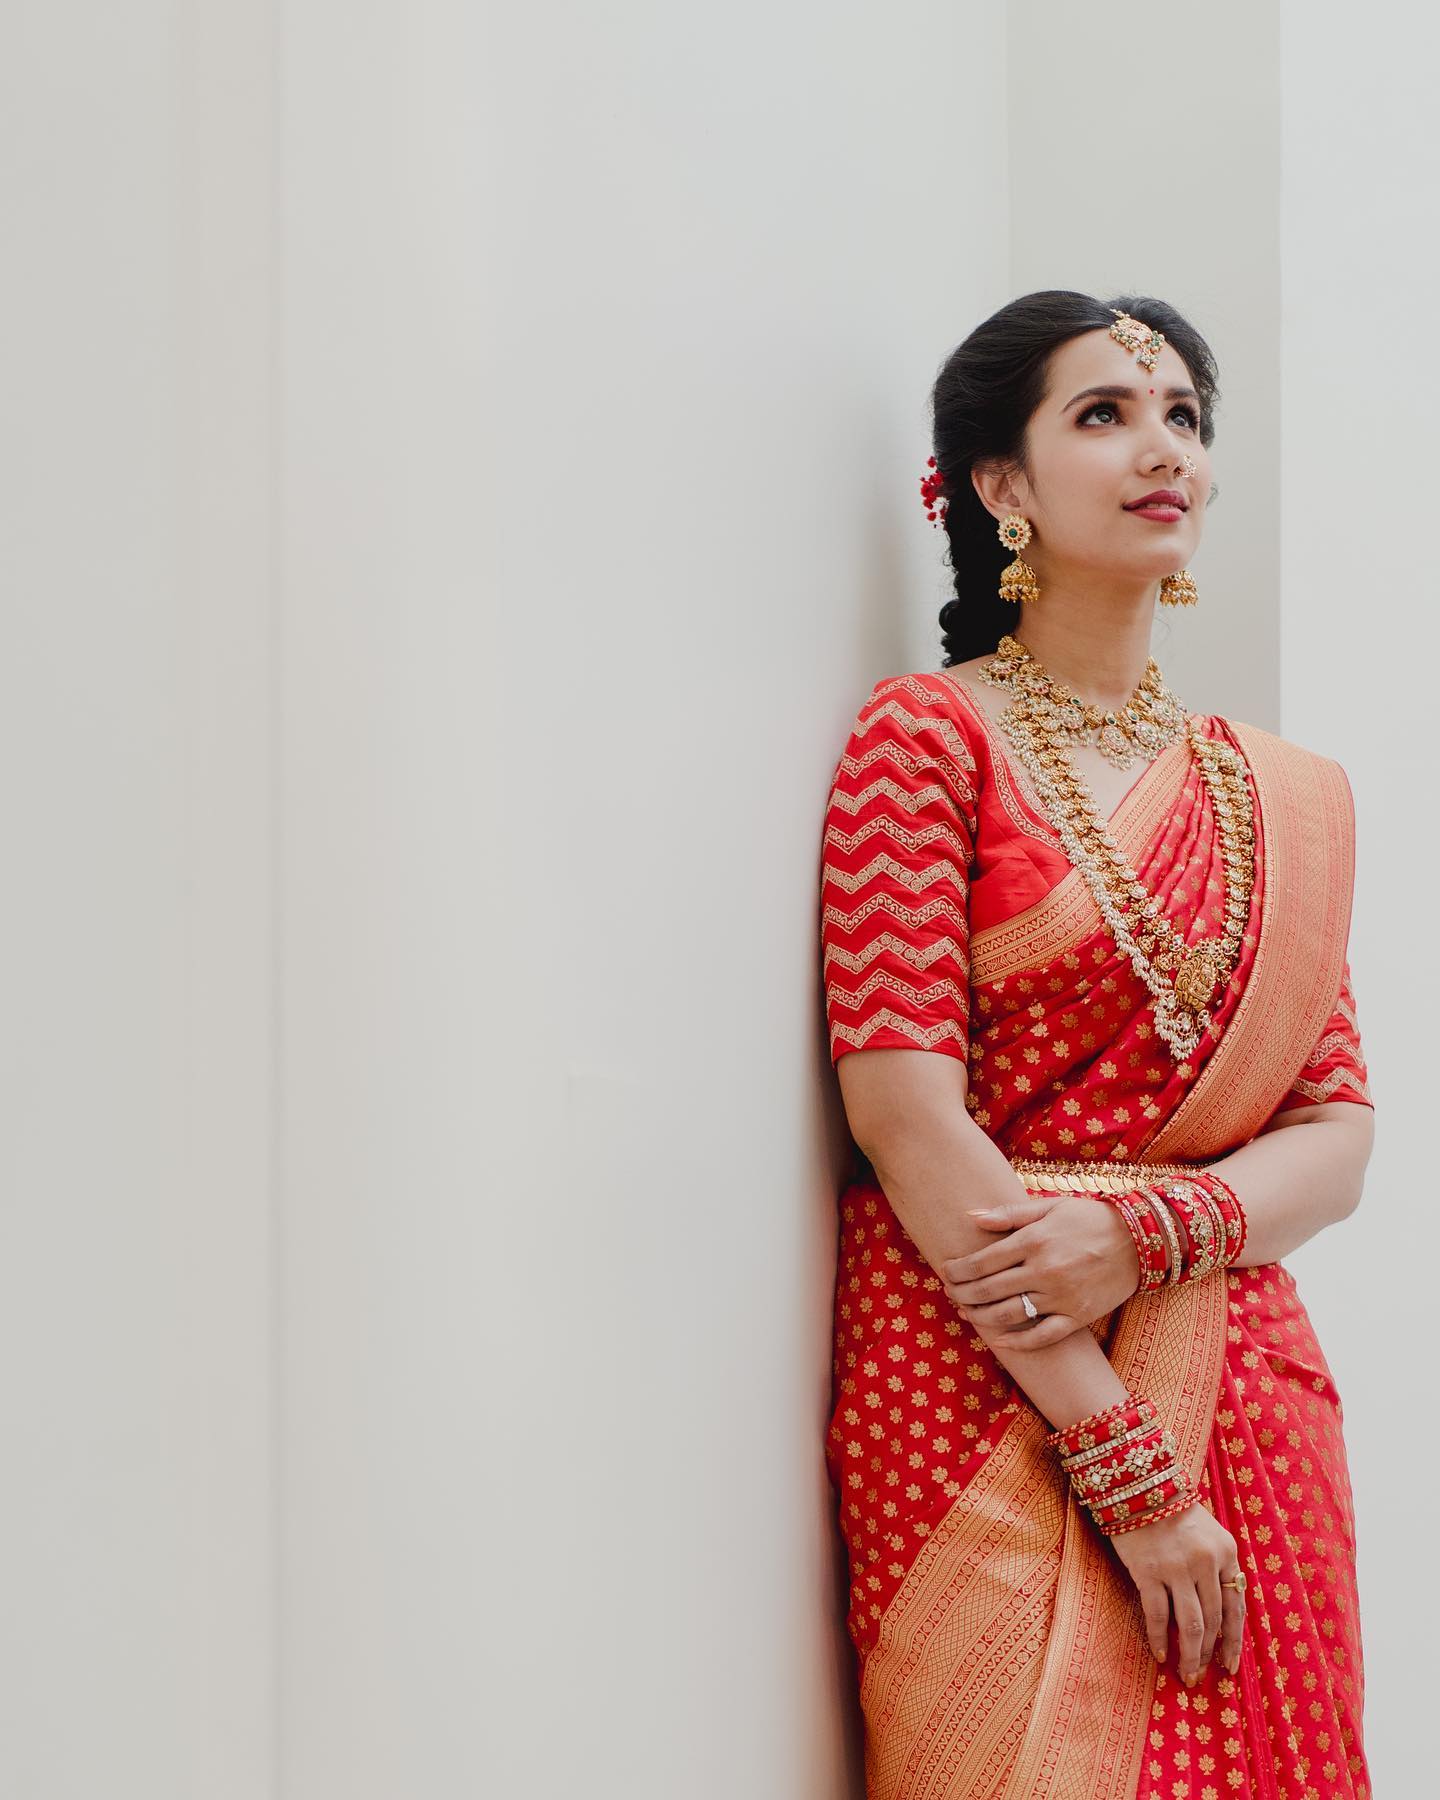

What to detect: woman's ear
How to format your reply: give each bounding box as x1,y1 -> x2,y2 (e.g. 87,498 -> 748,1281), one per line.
971,457 -> 1027,523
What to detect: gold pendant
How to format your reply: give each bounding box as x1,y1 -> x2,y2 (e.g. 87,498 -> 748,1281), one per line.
1173,938 -> 1223,1013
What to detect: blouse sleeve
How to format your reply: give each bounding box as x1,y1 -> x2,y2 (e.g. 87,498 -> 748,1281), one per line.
1271,956 -> 1375,1112
819,673 -> 979,1065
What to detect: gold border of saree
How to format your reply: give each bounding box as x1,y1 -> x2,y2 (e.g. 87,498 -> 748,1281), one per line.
856,721 -> 1357,1800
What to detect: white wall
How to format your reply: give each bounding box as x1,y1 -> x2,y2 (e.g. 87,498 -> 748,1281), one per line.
15,1 -> 990,1779
1,4 -> 275,1795
275,7 -> 1003,1795
1280,0 -> 1440,1774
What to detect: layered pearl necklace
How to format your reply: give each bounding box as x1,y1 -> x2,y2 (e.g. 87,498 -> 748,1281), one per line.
977,634 -> 1256,1061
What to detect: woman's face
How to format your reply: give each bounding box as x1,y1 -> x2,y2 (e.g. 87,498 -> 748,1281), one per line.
979,326 -> 1211,584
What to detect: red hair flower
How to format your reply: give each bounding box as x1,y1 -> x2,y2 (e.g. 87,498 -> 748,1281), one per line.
920,455 -> 947,528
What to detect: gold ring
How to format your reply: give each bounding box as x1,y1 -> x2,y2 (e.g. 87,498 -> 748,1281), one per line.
1219,1571 -> 1247,1595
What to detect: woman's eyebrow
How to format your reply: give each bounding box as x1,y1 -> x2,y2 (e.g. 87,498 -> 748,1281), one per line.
1062,383 -> 1200,413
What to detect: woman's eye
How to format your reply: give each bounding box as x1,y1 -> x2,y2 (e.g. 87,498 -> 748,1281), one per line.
1078,401 -> 1199,429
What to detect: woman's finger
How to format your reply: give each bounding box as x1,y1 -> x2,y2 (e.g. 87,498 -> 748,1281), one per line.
941,1217 -> 1041,1282
1139,1581 -> 1171,1663
984,1313 -> 1080,1350
945,1245 -> 1033,1298
1196,1561 -> 1223,1670
961,1294 -> 1041,1330
962,1194 -> 1059,1232
1000,1293 -> 1050,1332
948,1266 -> 1032,1307
1170,1581 -> 1206,1686
1218,1579 -> 1245,1675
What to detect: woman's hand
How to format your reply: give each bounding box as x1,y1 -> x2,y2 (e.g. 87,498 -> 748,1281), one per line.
940,1192 -> 1141,1349
1108,1501 -> 1246,1685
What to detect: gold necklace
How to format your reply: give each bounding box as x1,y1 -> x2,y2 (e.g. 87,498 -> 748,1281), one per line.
977,638 -> 1256,1060
977,633 -> 1188,769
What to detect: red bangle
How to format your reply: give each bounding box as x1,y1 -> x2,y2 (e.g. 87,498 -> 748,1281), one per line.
1156,1181 -> 1223,1281
1098,1480 -> 1202,1535
1089,1466 -> 1189,1520
1066,1429 -> 1175,1502
1153,1173 -> 1248,1282
1109,1194 -> 1156,1291
1205,1172 -> 1248,1261
1045,1392 -> 1157,1458
1046,1391 -> 1202,1537
1104,1189 -> 1172,1293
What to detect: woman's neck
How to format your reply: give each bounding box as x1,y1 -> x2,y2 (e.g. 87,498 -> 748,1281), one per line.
1008,583 -> 1158,710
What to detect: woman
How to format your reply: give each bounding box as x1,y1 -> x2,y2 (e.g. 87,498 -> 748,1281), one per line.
818,291 -> 1374,1800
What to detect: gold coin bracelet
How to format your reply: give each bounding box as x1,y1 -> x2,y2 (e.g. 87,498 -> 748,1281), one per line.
1045,1392 -> 1201,1537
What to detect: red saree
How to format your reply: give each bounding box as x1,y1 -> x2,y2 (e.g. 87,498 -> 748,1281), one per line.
819,671 -> 1375,1800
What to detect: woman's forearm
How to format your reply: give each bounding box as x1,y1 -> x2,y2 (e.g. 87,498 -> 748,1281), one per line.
860,1102 -> 1128,1431
1210,1102 -> 1374,1266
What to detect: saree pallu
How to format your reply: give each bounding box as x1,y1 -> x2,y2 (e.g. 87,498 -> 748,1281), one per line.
819,672 -> 1375,1800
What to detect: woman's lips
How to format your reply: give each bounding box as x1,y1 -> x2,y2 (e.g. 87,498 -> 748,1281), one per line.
1125,503 -> 1185,522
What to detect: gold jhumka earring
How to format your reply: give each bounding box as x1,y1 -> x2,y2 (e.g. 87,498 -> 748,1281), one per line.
1160,453 -> 1200,605
1158,569 -> 1199,607
997,513 -> 1040,604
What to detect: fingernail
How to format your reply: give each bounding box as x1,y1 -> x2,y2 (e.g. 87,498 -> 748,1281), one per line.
967,1209 -> 994,1219
1183,1673 -> 1196,1688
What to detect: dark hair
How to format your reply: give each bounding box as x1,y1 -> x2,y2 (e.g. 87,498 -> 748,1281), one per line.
931,290 -> 1220,666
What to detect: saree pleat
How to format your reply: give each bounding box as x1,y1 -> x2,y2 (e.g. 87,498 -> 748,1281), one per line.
820,674 -> 1374,1800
